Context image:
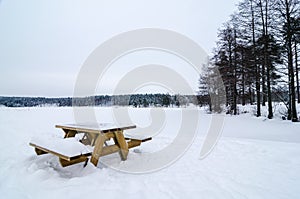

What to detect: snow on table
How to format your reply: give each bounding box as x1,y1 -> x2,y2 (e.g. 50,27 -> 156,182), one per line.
56,123 -> 136,133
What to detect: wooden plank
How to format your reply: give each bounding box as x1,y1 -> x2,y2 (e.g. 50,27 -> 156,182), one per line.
101,125 -> 137,132
87,132 -> 115,146
90,135 -> 106,166
125,137 -> 152,142
87,133 -> 98,146
64,130 -> 77,138
78,131 -> 115,146
59,156 -> 89,167
34,147 -> 48,155
141,137 -> 152,142
96,138 -> 150,157
57,125 -> 100,134
80,133 -> 92,145
104,132 -> 118,139
101,145 -> 120,156
30,143 -> 71,161
127,140 -> 142,148
56,124 -> 136,134
114,131 -> 129,161
29,142 -> 92,161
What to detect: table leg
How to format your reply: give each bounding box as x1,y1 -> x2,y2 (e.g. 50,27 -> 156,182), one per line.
90,134 -> 105,166
114,130 -> 129,161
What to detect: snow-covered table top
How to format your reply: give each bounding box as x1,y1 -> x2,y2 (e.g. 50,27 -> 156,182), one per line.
55,123 -> 136,134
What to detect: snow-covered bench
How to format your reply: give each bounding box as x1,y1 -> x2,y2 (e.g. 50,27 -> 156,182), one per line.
29,137 -> 93,167
125,129 -> 152,148
30,132 -> 152,167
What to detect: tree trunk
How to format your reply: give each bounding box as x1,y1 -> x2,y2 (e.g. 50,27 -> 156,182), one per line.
242,63 -> 246,106
259,0 -> 267,107
241,47 -> 246,106
249,86 -> 253,105
233,29 -> 238,114
288,73 -> 292,120
251,0 -> 261,117
295,41 -> 300,103
266,57 -> 273,119
262,63 -> 267,106
264,0 -> 273,119
285,0 -> 298,122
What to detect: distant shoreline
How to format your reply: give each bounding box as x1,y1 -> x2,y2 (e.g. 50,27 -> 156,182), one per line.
0,94 -> 205,108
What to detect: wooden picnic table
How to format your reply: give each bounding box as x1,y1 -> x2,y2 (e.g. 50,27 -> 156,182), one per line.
30,123 -> 151,167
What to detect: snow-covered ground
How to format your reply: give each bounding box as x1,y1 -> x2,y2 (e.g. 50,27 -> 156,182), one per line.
0,106 -> 300,199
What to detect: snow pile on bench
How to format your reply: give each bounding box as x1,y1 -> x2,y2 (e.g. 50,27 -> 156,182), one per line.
30,136 -> 92,157
124,128 -> 153,141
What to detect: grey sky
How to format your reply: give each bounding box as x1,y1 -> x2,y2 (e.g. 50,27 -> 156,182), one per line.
0,0 -> 239,97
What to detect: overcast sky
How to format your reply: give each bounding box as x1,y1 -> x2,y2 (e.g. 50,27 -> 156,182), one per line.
0,0 -> 239,97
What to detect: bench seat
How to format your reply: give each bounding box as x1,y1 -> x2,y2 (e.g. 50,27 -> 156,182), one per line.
29,137 -> 93,167
124,130 -> 152,148
124,129 -> 152,142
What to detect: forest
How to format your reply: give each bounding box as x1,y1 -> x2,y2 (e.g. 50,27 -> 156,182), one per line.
199,0 -> 299,122
0,94 -> 199,108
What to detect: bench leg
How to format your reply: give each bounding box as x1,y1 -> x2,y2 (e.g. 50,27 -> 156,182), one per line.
83,158 -> 89,168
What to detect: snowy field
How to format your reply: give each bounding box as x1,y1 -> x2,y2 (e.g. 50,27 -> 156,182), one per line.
0,106 -> 300,199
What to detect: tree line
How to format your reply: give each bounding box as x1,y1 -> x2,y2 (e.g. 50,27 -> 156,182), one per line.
0,94 -> 199,108
200,0 -> 299,122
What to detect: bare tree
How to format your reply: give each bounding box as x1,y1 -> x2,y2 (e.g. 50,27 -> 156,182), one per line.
275,0 -> 299,122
